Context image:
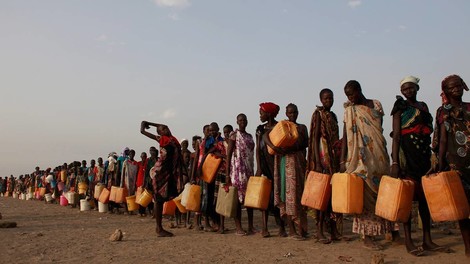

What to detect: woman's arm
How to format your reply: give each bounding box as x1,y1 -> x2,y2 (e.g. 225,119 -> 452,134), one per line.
262,131 -> 285,155
438,122 -> 448,171
313,112 -> 323,173
390,110 -> 402,177
225,137 -> 235,185
255,131 -> 262,176
339,125 -> 347,173
140,121 -> 158,141
190,141 -> 200,182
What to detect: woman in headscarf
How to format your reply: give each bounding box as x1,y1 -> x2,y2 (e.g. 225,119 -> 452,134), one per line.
340,80 -> 394,250
434,74 -> 470,257
271,103 -> 308,240
141,121 -> 186,237
256,102 -> 286,238
391,76 -> 441,256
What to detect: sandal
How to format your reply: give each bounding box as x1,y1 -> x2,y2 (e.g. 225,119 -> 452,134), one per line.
408,247 -> 425,257
427,246 -> 454,253
363,243 -> 383,251
235,230 -> 247,236
318,238 -> 332,244
261,231 -> 271,238
292,235 -> 306,241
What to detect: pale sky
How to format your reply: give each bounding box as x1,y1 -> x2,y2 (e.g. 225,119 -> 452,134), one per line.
1,0 -> 469,176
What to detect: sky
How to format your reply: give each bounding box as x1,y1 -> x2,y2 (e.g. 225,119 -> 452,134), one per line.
1,0 -> 470,176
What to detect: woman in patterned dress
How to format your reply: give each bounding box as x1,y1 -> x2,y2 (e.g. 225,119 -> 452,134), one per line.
225,113 -> 255,235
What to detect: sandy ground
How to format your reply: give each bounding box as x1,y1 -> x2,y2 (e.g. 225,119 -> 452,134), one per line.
0,196 -> 468,264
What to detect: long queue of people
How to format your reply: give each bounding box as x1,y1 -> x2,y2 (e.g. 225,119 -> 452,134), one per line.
1,75 -> 469,258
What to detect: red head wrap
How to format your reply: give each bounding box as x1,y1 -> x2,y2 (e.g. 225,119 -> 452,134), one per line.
259,102 -> 280,117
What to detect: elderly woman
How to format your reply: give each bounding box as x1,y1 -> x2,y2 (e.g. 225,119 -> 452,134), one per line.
434,75 -> 470,257
340,80 -> 393,250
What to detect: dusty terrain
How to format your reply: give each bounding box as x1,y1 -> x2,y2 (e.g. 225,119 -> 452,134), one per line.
0,196 -> 467,264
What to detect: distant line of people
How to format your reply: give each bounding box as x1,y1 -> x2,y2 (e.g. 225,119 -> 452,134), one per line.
2,74 -> 469,258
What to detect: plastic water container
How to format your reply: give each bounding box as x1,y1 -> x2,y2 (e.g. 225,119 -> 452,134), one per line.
244,176 -> 271,210
78,182 -> 88,195
375,176 -> 415,222
99,187 -> 110,204
163,200 -> 177,216
301,171 -> 332,211
44,193 -> 53,203
422,171 -> 470,222
98,201 -> 108,213
67,191 -> 79,206
80,199 -> 90,211
60,195 -> 68,206
201,154 -> 222,183
185,185 -> 202,212
180,183 -> 191,206
94,184 -> 105,200
136,189 -> 153,207
173,196 -> 187,213
109,186 -> 118,202
331,173 -> 364,214
126,195 -> 139,211
216,185 -> 238,218
115,187 -> 128,204
267,120 -> 299,155
39,187 -> 46,197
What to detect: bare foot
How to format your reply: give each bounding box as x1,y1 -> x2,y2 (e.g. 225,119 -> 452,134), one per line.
364,236 -> 383,251
246,227 -> 259,235
235,229 -> 247,236
204,226 -> 217,232
278,230 -> 288,238
261,230 -> 270,238
407,247 -> 425,257
156,229 -> 174,237
423,243 -> 454,253
363,242 -> 383,251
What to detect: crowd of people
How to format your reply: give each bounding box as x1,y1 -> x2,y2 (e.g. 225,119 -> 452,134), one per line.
1,74 -> 469,258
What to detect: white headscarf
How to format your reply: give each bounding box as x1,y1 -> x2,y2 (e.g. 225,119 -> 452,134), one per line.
400,76 -> 420,86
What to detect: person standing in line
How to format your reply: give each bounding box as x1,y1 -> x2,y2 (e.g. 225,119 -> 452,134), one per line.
340,80 -> 396,250
434,74 -> 470,257
256,102 -> 286,238
141,121 -> 185,237
225,113 -> 255,235
270,103 -> 308,240
308,88 -> 343,243
391,76 -> 444,256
